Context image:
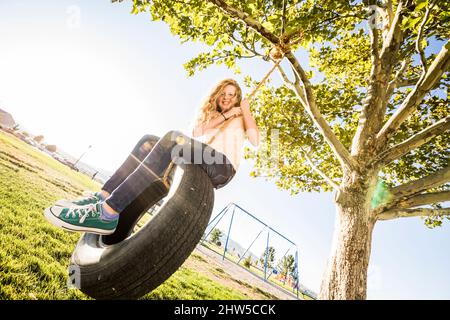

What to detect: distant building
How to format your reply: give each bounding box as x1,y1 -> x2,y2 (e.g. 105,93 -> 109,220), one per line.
0,108 -> 16,129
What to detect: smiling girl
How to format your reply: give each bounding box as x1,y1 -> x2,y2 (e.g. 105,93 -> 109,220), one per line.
45,78 -> 260,235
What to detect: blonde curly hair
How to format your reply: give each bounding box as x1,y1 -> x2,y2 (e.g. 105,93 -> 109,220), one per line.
193,78 -> 243,128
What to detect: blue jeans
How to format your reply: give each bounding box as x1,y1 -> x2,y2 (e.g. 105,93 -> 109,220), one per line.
102,131 -> 236,213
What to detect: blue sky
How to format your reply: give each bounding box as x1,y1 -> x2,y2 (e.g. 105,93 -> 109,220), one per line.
1,0 -> 449,299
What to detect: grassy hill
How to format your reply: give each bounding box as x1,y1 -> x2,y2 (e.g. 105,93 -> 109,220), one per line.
0,130 -> 281,300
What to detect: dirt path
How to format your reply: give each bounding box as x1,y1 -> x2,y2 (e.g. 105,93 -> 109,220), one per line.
183,244 -> 301,300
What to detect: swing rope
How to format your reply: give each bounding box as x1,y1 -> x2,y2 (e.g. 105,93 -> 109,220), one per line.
205,0 -> 300,145
246,56 -> 283,101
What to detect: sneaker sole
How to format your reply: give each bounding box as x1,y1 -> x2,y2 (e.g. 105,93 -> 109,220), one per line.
44,207 -> 116,235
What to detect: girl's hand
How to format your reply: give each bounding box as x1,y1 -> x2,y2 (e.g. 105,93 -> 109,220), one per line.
224,106 -> 242,119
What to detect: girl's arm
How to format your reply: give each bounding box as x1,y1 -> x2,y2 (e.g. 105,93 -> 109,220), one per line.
240,98 -> 260,147
192,108 -> 240,137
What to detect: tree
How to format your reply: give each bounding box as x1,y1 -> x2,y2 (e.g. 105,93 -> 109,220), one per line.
33,135 -> 44,144
45,145 -> 57,153
277,254 -> 295,285
119,0 -> 450,299
243,255 -> 252,269
209,228 -> 223,246
259,246 -> 276,269
290,263 -> 299,289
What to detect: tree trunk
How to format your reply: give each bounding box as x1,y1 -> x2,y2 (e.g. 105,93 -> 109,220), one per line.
319,179 -> 377,300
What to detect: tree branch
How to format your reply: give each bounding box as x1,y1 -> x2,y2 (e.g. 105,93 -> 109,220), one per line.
277,65 -> 294,88
386,59 -> 408,100
376,42 -> 450,147
395,190 -> 450,209
282,64 -> 305,103
277,65 -> 306,104
276,63 -> 306,104
368,0 -> 381,61
210,53 -> 257,63
416,0 -> 437,73
281,0 -> 287,36
396,77 -> 421,87
378,207 -> 450,220
394,75 -> 444,91
351,1 -> 404,155
301,148 -> 340,190
391,166 -> 450,200
385,0 -> 394,27
206,0 -> 280,45
278,65 -> 307,109
287,11 -> 365,46
375,115 -> 450,165
285,51 -> 356,170
380,0 -> 404,61
230,32 -> 265,57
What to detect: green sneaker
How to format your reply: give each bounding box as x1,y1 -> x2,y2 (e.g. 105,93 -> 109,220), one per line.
55,192 -> 102,207
44,203 -> 118,235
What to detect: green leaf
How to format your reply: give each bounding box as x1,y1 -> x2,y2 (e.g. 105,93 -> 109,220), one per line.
261,21 -> 275,33
409,17 -> 423,29
415,0 -> 428,11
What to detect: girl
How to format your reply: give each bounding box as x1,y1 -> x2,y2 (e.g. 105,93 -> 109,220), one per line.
44,79 -> 260,235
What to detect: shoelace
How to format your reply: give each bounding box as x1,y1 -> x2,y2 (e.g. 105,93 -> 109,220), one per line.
65,204 -> 99,223
74,194 -> 100,205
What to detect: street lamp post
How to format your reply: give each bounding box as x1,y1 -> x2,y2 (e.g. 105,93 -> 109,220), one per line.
73,145 -> 92,167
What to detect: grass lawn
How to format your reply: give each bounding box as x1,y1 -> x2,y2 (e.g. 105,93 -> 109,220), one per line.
0,130 -> 280,300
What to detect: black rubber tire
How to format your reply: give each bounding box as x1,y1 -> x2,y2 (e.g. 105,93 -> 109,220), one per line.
69,161 -> 214,299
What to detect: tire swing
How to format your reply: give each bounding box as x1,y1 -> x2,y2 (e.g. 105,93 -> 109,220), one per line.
68,48 -> 285,300
69,154 -> 214,299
